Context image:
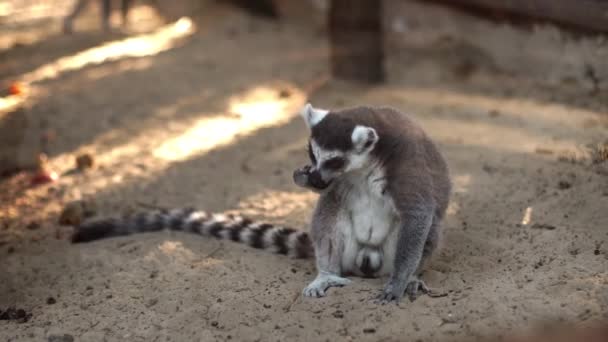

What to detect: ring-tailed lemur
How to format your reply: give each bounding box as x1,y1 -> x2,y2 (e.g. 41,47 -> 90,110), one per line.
292,104 -> 451,303
71,103 -> 451,304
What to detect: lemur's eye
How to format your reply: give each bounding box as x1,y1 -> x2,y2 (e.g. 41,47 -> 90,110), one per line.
307,142 -> 317,164
323,157 -> 346,171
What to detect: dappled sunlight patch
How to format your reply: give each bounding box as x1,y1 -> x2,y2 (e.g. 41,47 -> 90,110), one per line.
371,86 -> 604,127
39,82 -> 307,208
423,117 -> 581,154
141,240 -> 224,269
452,173 -> 471,194
521,206 -> 533,226
20,17 -> 194,85
446,201 -> 461,216
1,17 -> 195,109
234,190 -> 317,223
0,94 -> 24,113
153,84 -> 306,161
158,240 -> 189,255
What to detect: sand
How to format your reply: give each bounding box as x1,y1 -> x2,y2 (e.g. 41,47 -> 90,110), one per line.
1,2 -> 607,341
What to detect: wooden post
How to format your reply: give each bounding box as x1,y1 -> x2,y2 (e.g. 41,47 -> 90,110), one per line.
329,0 -> 385,83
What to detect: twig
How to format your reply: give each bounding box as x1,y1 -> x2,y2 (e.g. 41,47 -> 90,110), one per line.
283,290 -> 301,312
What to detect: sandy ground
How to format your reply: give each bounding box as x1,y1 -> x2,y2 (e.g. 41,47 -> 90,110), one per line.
1,2 -> 607,341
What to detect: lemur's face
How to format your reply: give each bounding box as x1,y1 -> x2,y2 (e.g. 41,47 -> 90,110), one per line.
295,104 -> 378,190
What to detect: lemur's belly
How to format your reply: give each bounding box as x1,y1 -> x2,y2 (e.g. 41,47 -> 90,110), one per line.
338,174 -> 400,277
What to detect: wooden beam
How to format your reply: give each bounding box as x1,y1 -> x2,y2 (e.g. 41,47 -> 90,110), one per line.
329,0 -> 385,83
420,0 -> 608,34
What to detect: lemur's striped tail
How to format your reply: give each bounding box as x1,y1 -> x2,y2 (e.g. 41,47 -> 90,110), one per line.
71,208 -> 314,258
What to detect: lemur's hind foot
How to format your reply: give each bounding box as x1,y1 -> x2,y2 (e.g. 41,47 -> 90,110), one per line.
376,275 -> 430,304
405,276 -> 430,302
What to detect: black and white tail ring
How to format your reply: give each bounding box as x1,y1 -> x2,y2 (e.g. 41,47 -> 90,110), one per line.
71,208 -> 314,258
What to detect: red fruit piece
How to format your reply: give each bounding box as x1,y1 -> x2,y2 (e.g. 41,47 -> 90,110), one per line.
31,170 -> 58,185
8,82 -> 24,96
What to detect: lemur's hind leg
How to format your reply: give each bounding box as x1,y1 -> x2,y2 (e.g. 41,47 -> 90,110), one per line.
385,216 -> 441,303
406,218 -> 441,301
377,207 -> 434,304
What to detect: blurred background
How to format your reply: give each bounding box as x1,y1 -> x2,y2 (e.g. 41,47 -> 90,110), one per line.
0,0 -> 607,341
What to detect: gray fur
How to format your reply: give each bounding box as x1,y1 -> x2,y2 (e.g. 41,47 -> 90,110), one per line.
296,104 -> 451,303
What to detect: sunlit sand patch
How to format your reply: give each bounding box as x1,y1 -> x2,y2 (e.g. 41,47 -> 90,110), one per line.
153,84 -> 306,161
521,206 -> 533,226
422,117 -> 581,154
0,95 -> 23,113
39,82 -> 307,203
234,190 -> 317,221
158,240 -> 188,255
372,86 -> 604,127
20,17 -> 194,85
452,173 -> 471,194
142,240 -> 223,268
0,17 -> 195,112
446,201 -> 461,216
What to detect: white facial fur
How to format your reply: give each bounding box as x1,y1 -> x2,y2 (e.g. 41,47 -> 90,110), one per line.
300,103 -> 328,128
309,125 -> 379,182
348,125 -> 378,170
351,125 -> 378,152
309,139 -> 344,181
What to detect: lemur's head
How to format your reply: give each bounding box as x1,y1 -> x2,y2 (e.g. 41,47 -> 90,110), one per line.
297,103 -> 379,189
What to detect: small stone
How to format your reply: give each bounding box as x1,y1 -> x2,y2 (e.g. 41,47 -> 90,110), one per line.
278,88 -> 291,98
558,181 -> 571,190
46,297 -> 56,305
531,223 -> 556,230
59,200 -> 96,226
146,298 -> 158,307
332,310 -> 344,318
75,153 -> 94,171
363,328 -> 376,334
26,221 -> 40,230
0,307 -> 32,323
58,202 -> 84,226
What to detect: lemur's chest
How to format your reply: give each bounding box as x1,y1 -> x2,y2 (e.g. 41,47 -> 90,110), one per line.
342,171 -> 399,246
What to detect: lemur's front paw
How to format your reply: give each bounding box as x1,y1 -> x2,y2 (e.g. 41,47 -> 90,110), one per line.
302,273 -> 351,298
293,165 -> 331,191
293,165 -> 314,188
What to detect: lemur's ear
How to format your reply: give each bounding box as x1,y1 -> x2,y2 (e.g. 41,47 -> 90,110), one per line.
351,125 -> 378,152
300,103 -> 328,129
